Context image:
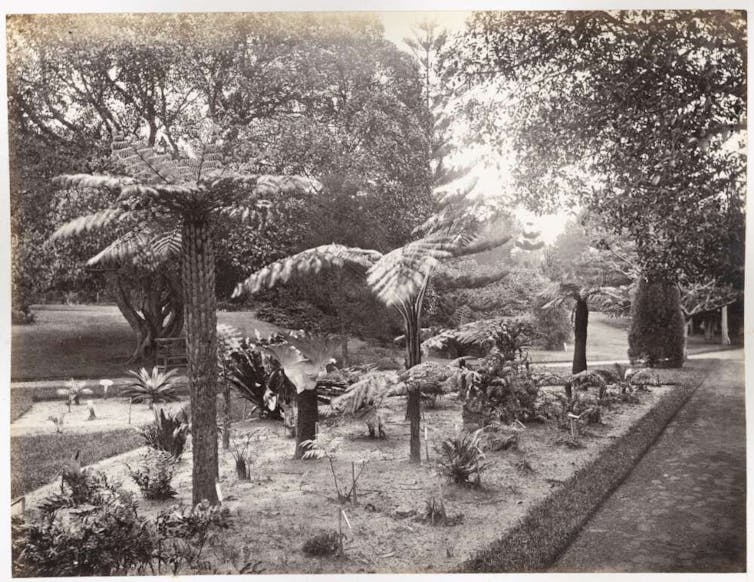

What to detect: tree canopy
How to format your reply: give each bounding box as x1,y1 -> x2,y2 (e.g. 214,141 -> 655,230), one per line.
457,10 -> 746,285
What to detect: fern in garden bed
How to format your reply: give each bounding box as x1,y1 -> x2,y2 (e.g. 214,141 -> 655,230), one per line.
140,407 -> 190,458
436,429 -> 491,486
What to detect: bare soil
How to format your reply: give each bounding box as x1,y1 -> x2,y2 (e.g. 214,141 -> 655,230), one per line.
19,378 -> 676,574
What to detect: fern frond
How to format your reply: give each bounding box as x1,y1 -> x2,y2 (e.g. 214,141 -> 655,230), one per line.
52,174 -> 134,191
111,135 -> 179,184
330,372 -> 398,415
232,244 -> 382,298
202,173 -> 322,197
86,227 -> 181,268
366,234 -> 454,307
50,208 -> 132,240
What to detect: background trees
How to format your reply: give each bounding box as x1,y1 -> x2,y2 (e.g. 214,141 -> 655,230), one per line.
456,10 -> 746,366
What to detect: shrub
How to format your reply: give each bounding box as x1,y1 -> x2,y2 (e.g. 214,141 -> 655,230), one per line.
124,367 -> 180,408
436,429 -> 490,486
155,501 -> 232,573
302,530 -> 343,557
628,279 -> 686,367
224,341 -> 270,413
140,407 -> 190,458
128,449 -> 178,500
532,299 -> 571,350
13,473 -> 155,577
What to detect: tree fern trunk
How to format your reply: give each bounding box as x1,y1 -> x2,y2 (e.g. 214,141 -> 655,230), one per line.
295,388 -> 318,459
404,302 -> 422,464
572,297 -> 588,374
182,218 -> 219,505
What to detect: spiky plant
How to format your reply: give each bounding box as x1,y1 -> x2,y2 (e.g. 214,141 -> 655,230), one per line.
124,366 -> 180,408
51,132 -> 320,504
436,429 -> 490,486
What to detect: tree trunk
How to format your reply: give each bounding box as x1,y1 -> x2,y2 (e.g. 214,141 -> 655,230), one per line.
407,387 -> 422,464
704,317 -> 714,342
222,382 -> 231,450
182,218 -> 219,506
721,305 -> 731,345
106,271 -> 184,364
403,301 -> 423,464
572,297 -> 588,374
294,388 -> 318,459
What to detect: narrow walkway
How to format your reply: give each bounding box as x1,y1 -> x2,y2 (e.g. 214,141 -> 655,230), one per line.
552,350 -> 746,572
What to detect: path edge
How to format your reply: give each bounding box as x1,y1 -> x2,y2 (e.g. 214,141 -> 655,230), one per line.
457,365 -> 712,573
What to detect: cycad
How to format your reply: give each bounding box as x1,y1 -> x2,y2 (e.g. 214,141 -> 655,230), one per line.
51,132 -> 321,504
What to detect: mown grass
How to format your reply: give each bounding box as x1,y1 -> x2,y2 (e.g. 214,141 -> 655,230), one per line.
12,304 -> 286,381
10,429 -> 144,498
11,390 -> 34,422
458,363 -> 709,573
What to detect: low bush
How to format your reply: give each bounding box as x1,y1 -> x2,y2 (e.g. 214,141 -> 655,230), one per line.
13,470 -> 155,577
302,530 -> 343,557
436,429 -> 490,486
140,407 -> 190,458
128,449 -> 178,500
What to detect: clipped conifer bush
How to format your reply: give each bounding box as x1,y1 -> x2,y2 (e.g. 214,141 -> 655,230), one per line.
628,278 -> 685,368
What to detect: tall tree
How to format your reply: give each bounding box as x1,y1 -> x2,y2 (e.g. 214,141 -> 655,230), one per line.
457,10 -> 746,366
52,134 -> 320,504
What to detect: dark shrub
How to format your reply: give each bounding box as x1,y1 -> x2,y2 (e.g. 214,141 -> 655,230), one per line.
128,449 -> 178,500
140,407 -> 189,458
628,279 -> 685,367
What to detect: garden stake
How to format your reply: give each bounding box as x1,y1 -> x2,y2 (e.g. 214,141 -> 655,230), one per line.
351,462 -> 357,504
424,426 -> 430,462
128,397 -> 133,424
337,507 -> 343,555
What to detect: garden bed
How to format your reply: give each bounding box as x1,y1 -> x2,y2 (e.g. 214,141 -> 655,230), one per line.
17,363 -> 705,574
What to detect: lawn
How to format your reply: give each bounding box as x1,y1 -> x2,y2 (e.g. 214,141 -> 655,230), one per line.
11,304 -> 286,381
10,428 -> 145,498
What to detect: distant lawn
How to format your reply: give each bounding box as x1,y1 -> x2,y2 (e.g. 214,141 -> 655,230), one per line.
12,304 -> 285,381
530,312 -> 631,364
10,428 -> 144,498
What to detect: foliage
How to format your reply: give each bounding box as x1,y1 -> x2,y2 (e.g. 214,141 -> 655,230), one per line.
302,530 -> 343,557
12,493 -> 155,577
128,449 -> 178,500
459,11 -> 745,286
154,501 -> 232,574
531,298 -> 571,350
436,428 -> 491,486
456,317 -> 535,361
124,367 -> 180,408
56,378 -> 93,406
230,431 -> 260,480
224,341 -> 269,411
140,407 -> 190,458
37,455 -> 122,515
628,279 -> 686,367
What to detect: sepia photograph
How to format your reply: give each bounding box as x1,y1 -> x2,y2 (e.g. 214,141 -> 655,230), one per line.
3,5 -> 747,577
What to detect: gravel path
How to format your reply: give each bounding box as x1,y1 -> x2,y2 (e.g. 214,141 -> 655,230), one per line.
552,350 -> 746,572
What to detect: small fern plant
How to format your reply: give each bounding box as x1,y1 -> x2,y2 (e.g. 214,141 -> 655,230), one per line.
436,428 -> 491,486
124,367 -> 180,409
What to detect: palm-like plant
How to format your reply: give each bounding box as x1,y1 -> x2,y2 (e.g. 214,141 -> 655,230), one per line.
124,366 -> 180,409
233,194 -> 510,462
540,283 -> 609,374
51,133 -> 320,504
